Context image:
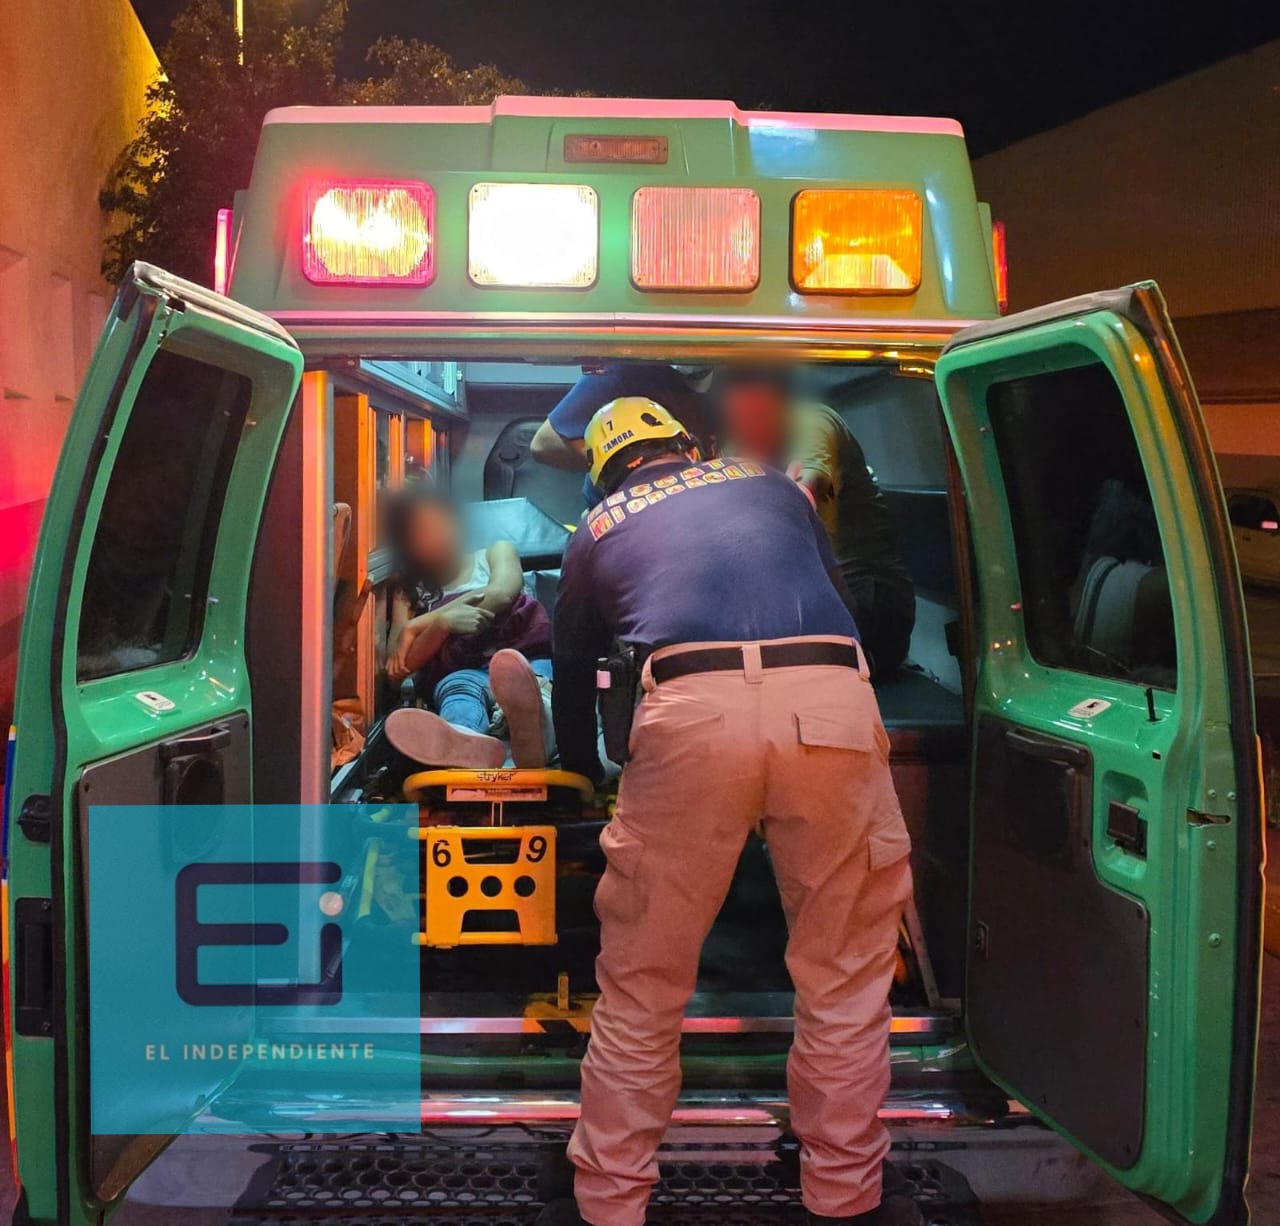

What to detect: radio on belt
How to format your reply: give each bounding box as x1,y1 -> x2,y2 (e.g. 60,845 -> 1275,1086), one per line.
597,644 -> 645,765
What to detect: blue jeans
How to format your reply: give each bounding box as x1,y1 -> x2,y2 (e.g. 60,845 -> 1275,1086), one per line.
433,658 -> 553,733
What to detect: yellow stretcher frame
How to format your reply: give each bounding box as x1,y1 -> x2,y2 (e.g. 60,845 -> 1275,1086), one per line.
402,768 -> 593,948
402,767 -> 595,805
412,825 -> 558,948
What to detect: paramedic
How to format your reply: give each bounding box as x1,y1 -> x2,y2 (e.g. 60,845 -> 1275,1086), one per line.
716,366 -> 916,677
543,398 -> 917,1226
530,361 -> 714,505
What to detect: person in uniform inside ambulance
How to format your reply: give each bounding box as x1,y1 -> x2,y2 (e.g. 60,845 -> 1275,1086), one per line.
715,366 -> 916,678
540,398 -> 917,1226
530,360 -> 714,505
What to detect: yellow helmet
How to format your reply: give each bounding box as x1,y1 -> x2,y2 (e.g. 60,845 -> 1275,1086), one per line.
584,397 -> 695,489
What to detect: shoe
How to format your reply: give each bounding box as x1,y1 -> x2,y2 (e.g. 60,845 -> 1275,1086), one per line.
535,1198 -> 589,1226
536,1145 -> 575,1203
807,1194 -> 922,1225
489,649 -> 551,768
384,708 -> 505,769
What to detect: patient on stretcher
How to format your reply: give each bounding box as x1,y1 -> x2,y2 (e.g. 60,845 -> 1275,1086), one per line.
382,482 -> 555,769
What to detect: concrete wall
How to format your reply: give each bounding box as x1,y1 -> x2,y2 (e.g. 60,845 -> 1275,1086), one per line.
0,0 -> 158,734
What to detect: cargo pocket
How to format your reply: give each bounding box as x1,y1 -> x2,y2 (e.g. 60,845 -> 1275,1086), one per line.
595,820 -> 646,925
794,708 -> 908,869
795,710 -> 875,753
867,815 -> 912,871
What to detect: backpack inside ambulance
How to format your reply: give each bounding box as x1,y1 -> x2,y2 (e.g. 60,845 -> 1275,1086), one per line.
3,99 -> 1263,1226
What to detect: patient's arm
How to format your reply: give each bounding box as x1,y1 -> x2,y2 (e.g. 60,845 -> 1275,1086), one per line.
531,420 -> 589,472
394,594 -> 494,679
477,540 -> 524,614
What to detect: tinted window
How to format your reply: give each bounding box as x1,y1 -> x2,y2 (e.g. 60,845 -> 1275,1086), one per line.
987,361 -> 1176,689
77,350 -> 253,680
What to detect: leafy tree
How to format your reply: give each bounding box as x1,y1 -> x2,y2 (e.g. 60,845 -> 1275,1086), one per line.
100,0 -> 526,283
341,37 -> 524,107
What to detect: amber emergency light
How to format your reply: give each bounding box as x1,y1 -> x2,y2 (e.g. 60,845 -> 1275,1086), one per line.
791,189 -> 923,294
303,180 -> 435,285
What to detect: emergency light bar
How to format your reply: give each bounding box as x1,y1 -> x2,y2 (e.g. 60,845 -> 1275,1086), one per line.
468,183 -> 599,288
303,180 -> 435,285
790,189 -> 922,294
631,187 -> 761,291
296,178 -> 930,299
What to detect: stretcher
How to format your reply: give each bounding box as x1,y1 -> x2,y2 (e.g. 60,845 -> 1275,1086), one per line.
402,767 -> 595,949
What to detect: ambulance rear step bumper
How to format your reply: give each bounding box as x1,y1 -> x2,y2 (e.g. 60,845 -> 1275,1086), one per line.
418,1087 -> 1004,1127
417,1012 -> 954,1040
223,1138 -> 982,1224
272,1010 -> 957,1042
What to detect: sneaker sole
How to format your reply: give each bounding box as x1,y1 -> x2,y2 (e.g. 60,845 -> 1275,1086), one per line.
384,708 -> 505,768
489,650 -> 548,769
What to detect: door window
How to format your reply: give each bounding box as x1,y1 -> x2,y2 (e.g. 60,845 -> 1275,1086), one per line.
986,360 -> 1176,688
77,349 -> 253,680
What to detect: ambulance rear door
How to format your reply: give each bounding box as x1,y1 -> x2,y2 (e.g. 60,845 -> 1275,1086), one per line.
4,263 -> 302,1226
935,282 -> 1262,1225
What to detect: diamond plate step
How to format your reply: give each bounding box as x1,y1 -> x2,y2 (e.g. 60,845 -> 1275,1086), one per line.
230,1137 -> 978,1224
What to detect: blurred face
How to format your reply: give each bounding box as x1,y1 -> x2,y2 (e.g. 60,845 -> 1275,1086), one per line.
403,498 -> 460,577
718,374 -> 788,461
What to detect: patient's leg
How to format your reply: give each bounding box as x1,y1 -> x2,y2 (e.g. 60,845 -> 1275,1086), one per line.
490,650 -> 554,768
384,667 -> 505,767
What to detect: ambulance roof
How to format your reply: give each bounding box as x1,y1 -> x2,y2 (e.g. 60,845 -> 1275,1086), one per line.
262,96 -> 966,137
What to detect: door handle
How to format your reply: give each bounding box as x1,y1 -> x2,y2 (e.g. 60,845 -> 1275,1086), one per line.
1005,726 -> 1090,769
161,725 -> 231,761
160,724 -> 231,807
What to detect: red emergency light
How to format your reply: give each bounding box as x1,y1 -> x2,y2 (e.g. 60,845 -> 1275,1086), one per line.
213,207 -> 232,294
992,219 -> 1009,314
303,180 -> 435,286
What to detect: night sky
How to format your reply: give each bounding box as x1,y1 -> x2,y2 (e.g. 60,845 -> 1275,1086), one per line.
130,0 -> 1279,156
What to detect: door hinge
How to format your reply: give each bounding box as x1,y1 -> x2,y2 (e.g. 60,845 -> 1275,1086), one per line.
17,794 -> 53,844
15,897 -> 54,1038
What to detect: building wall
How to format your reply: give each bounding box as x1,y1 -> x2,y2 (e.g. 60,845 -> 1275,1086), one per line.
972,40 -> 1280,493
0,0 -> 158,734
972,40 -> 1280,321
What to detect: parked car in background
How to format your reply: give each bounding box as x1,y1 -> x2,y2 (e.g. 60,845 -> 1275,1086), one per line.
1228,486 -> 1280,590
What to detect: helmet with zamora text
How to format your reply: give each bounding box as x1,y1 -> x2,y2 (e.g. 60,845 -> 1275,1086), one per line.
585,397 -> 698,492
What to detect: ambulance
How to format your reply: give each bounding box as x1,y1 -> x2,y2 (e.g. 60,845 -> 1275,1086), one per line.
3,98 -> 1263,1224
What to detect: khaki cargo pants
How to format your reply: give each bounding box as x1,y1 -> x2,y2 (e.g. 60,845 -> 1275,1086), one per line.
569,636 -> 914,1225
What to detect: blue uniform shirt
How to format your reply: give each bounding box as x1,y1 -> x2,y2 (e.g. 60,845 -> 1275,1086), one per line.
549,362 -> 714,449
552,456 -> 858,779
